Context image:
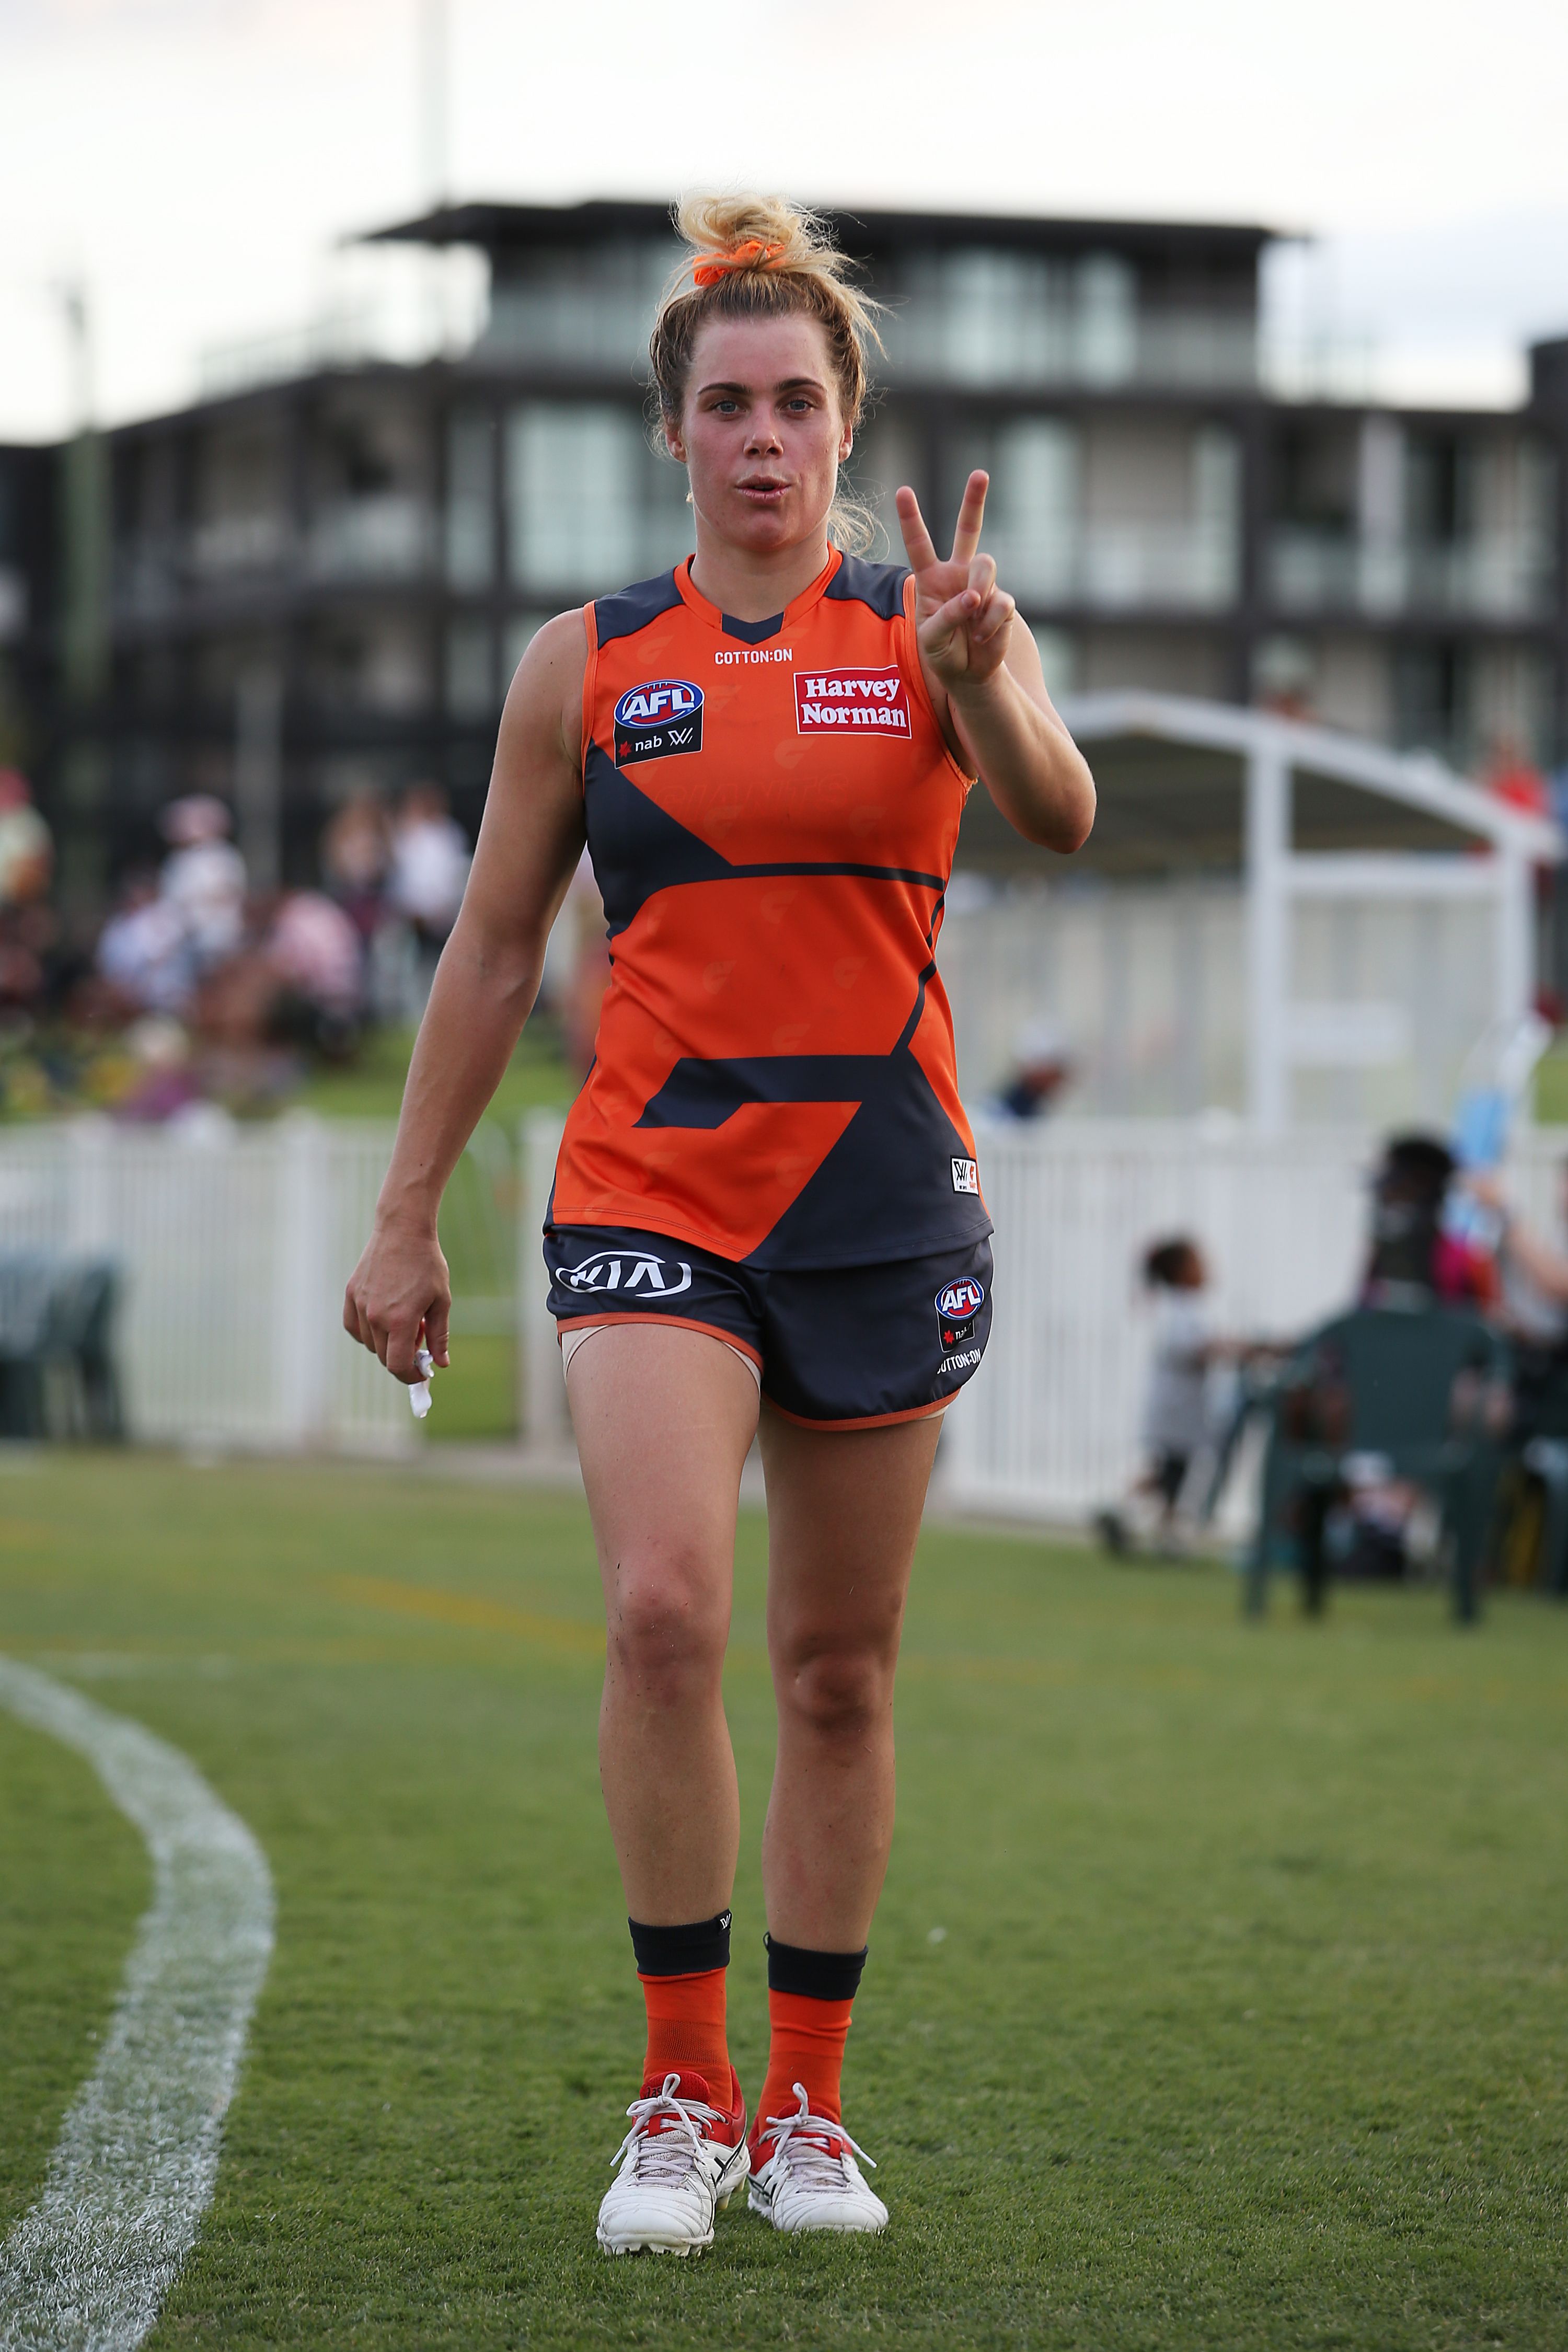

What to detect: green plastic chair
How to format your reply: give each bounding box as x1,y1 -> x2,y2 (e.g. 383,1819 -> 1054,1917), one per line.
1244,1303 -> 1508,1625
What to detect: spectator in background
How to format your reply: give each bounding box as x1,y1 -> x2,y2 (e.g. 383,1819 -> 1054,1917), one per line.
1484,735 -> 1550,823
263,890 -> 364,1052
1469,1164 -> 1568,1347
989,1021 -> 1075,1121
1363,1132 -> 1498,1312
0,771 -> 52,908
159,796 -> 247,971
95,870 -> 195,1014
1097,1237 -> 1220,1555
321,792 -> 391,946
388,783 -> 469,949
386,783 -> 470,1019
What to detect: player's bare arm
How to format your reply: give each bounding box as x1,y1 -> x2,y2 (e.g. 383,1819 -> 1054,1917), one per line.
342,612 -> 587,1380
897,471 -> 1096,854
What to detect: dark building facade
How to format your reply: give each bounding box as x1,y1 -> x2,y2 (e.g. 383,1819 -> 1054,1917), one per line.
14,198 -> 1568,899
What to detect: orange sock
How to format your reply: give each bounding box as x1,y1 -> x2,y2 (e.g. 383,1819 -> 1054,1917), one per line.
639,1967 -> 732,2101
756,1990 -> 855,2131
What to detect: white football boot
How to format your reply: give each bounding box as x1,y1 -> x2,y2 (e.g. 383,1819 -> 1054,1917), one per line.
596,2070 -> 750,2256
747,2082 -> 889,2234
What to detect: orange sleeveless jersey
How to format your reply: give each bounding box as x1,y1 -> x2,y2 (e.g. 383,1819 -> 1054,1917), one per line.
550,548 -> 991,1270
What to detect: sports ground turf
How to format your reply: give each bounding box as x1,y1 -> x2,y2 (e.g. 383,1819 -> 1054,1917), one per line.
2,1454 -> 1565,2350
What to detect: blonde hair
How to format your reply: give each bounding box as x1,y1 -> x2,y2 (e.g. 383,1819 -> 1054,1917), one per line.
649,195 -> 883,556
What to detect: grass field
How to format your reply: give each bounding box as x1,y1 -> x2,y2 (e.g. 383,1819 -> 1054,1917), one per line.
3,1453 -> 1566,2350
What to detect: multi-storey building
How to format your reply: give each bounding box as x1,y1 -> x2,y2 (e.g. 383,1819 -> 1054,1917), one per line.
14,196 -> 1568,901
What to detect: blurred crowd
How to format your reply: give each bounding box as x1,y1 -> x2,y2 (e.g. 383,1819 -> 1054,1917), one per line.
0,773 -> 471,1120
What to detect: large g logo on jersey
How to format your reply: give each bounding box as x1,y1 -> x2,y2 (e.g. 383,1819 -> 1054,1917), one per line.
614,680 -> 705,769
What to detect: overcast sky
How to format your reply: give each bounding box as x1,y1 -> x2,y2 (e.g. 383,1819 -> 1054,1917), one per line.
3,0 -> 1567,437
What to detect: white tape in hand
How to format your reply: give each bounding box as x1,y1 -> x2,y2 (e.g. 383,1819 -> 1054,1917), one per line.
410,1346 -> 434,1420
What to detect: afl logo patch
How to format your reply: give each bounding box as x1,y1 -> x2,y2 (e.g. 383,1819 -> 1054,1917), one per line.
936,1275 -> 985,1346
614,679 -> 704,768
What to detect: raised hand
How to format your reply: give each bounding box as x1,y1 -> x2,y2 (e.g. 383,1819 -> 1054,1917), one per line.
895,470 -> 1016,697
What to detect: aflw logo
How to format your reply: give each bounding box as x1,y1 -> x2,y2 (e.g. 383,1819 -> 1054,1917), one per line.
795,665 -> 911,737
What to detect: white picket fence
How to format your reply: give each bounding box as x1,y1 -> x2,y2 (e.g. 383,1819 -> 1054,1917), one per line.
6,1113 -> 1566,1514
942,1122 -> 1370,1516
0,1116 -> 408,1449
521,1113 -> 1568,1520
946,1121 -> 1565,1517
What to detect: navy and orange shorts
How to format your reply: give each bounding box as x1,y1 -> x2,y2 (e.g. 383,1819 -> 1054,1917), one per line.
543,1224 -> 994,1431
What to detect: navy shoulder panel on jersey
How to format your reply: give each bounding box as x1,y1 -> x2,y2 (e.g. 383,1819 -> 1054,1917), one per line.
594,571 -> 685,647
824,556 -> 909,621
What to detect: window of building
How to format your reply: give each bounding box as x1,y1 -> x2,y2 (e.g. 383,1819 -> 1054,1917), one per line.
506,403 -> 693,594
446,410 -> 495,589
446,617 -> 494,720
1074,256 -> 1137,387
485,241 -> 681,370
887,249 -> 1137,389
976,418 -> 1081,603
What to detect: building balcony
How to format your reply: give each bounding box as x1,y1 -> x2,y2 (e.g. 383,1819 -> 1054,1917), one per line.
306,494 -> 435,582
999,521 -> 1239,612
112,494 -> 440,624
1269,527 -> 1554,621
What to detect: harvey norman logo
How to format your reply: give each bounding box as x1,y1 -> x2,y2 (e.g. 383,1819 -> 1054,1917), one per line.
795,665 -> 910,737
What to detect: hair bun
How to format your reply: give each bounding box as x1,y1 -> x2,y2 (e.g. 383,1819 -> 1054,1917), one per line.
675,194 -> 830,289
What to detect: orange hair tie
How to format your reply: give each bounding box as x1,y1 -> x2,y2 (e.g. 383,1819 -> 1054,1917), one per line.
691,238 -> 786,287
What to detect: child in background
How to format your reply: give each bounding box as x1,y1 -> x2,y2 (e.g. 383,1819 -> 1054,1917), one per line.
1097,1236 -> 1216,1557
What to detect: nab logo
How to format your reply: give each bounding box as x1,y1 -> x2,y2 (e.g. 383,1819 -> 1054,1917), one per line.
613,679 -> 705,768
936,1275 -> 985,1346
561,1250 -> 693,1297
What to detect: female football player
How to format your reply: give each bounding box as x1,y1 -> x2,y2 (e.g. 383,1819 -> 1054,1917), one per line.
345,193 -> 1094,2252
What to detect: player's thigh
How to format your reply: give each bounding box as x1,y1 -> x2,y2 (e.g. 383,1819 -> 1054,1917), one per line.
758,1408 -> 942,1661
567,1321 -> 760,1616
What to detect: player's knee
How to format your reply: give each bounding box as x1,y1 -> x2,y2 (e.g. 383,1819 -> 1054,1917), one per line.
606,1557 -> 727,1698
780,1642 -> 894,1742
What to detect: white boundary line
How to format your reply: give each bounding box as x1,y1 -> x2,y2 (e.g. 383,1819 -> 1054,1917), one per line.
0,1657 -> 274,2352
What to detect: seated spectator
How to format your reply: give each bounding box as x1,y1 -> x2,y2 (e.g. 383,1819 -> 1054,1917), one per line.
266,891 -> 362,1016
321,792 -> 391,944
1363,1133 -> 1498,1313
1465,1163 -> 1568,1347
159,796 -> 248,971
0,771 -> 52,907
95,871 -> 197,1015
388,783 -> 469,949
987,1022 -> 1075,1122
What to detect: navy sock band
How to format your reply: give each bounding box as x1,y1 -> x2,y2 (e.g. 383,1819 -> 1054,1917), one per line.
764,1934 -> 868,2002
629,1910 -> 732,1977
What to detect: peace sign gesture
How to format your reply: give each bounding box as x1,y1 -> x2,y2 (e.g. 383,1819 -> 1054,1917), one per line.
896,470 -> 1016,698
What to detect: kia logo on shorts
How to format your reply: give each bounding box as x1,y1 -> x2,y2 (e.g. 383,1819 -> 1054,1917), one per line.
936,1275 -> 985,1347
613,679 -> 705,770
561,1250 -> 693,1297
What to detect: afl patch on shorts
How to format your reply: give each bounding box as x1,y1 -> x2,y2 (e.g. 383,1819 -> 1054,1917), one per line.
544,1225 -> 993,1431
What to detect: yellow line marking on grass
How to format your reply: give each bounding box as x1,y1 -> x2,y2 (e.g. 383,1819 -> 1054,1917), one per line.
331,1574 -> 606,1658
